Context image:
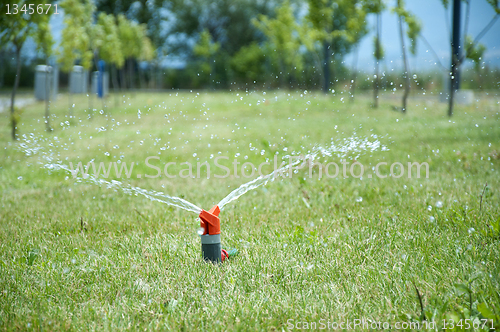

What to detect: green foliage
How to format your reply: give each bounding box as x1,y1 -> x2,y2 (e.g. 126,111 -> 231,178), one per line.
373,36 -> 384,60
117,14 -> 152,62
306,0 -> 334,41
465,35 -> 486,71
169,0 -> 272,56
0,0 -> 51,52
192,29 -> 220,78
9,106 -> 23,128
393,0 -> 421,55
307,0 -> 367,46
193,29 -> 220,59
97,13 -> 124,68
140,36 -> 156,62
230,42 -> 266,82
486,0 -> 500,13
253,1 -> 305,79
34,2 -> 54,58
58,0 -> 94,72
404,14 -> 421,55
117,14 -> 135,59
363,0 -> 385,14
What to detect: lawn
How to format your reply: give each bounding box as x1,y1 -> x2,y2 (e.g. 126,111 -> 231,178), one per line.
1,90 -> 499,331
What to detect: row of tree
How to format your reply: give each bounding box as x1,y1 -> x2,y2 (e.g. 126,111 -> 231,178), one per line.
176,0 -> 496,115
1,0 -> 499,140
1,0 -> 155,138
59,0 -> 155,92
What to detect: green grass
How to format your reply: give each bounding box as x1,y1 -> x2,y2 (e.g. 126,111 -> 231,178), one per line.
1,90 -> 499,331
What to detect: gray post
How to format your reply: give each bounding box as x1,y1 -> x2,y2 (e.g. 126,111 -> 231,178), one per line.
200,234 -> 222,263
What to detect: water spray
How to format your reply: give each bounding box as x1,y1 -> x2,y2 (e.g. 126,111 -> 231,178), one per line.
18,133 -> 385,264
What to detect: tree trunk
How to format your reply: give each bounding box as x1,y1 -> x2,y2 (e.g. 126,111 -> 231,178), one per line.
112,65 -> 119,107
68,92 -> 73,118
373,12 -> 381,108
10,45 -> 22,140
138,64 -> 146,90
0,51 -> 5,89
448,0 -> 462,117
323,41 -> 330,93
128,58 -> 134,91
45,58 -> 51,132
398,5 -> 410,113
350,44 -> 359,103
119,67 -> 126,90
150,62 -> 155,89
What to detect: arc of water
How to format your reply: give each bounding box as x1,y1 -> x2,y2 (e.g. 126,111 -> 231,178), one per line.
18,134 -> 384,217
18,137 -> 202,214
217,136 -> 384,210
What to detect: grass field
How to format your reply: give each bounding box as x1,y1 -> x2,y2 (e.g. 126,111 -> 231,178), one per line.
1,90 -> 499,331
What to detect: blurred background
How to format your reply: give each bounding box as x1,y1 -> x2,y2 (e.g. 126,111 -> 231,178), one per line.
1,0 -> 499,120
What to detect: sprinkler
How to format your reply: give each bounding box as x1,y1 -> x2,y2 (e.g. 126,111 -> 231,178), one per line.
198,205 -> 228,263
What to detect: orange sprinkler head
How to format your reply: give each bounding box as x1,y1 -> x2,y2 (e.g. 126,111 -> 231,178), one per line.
199,205 -> 220,235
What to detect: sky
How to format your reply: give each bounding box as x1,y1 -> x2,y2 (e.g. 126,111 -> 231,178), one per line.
346,0 -> 500,72
40,0 -> 500,73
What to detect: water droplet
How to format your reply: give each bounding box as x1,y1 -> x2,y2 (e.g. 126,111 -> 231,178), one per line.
429,216 -> 435,223
17,176 -> 23,180
197,227 -> 205,236
435,201 -> 443,208
468,227 -> 475,234
355,197 -> 363,203
427,205 -> 432,211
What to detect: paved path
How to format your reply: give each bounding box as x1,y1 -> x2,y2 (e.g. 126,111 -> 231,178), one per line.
0,96 -> 36,113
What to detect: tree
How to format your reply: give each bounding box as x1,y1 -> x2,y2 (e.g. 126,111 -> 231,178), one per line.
231,42 -> 266,84
464,35 -> 486,72
96,0 -> 164,88
58,0 -> 93,72
58,0 -> 94,115
167,0 -> 274,88
97,13 -> 124,101
306,0 -> 367,93
34,3 -> 55,132
193,29 -> 220,88
117,15 -> 137,89
443,0 -> 499,116
394,0 -> 420,113
364,0 -> 385,108
138,35 -> 155,88
253,1 -> 305,87
0,0 -> 51,140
